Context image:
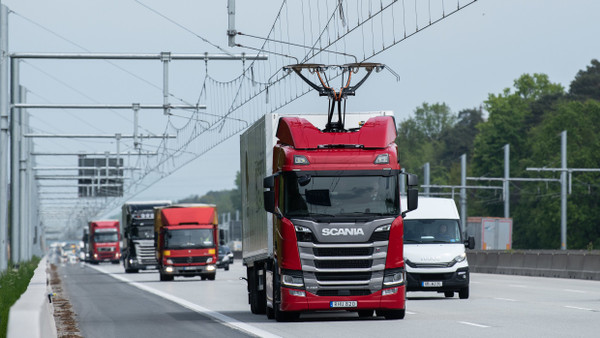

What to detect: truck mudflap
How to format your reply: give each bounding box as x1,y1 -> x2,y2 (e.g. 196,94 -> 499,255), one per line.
279,285 -> 405,312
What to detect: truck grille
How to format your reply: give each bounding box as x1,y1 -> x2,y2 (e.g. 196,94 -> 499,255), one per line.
316,289 -> 372,297
314,260 -> 372,269
298,241 -> 387,295
98,247 -> 115,252
134,242 -> 157,265
313,247 -> 373,256
170,256 -> 210,264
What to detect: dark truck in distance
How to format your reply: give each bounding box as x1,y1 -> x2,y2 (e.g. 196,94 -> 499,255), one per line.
121,200 -> 171,273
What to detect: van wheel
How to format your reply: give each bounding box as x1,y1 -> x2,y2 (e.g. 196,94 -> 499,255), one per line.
459,286 -> 469,299
444,291 -> 454,298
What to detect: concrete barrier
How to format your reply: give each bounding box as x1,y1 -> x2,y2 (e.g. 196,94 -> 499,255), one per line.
467,250 -> 600,280
7,256 -> 57,338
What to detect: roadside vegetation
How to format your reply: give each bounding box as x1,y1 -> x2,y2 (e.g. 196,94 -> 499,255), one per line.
396,59 -> 600,249
0,256 -> 41,338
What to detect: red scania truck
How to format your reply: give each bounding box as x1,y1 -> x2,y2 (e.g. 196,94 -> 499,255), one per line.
240,63 -> 418,321
88,220 -> 121,264
154,204 -> 219,281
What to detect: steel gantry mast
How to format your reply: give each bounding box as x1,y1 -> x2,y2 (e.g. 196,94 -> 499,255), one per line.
1,51 -> 267,266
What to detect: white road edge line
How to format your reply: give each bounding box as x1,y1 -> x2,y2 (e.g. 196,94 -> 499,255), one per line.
494,297 -> 517,302
88,264 -> 281,338
459,321 -> 490,328
565,305 -> 594,312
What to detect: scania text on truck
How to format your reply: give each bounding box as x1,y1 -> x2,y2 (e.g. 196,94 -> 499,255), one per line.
88,220 -> 121,264
154,204 -> 219,281
402,197 -> 475,298
122,200 -> 171,273
241,63 -> 419,321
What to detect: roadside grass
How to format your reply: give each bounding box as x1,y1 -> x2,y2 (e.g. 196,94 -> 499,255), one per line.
0,257 -> 41,338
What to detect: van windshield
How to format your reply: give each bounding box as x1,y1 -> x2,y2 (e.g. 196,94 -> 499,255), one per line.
404,219 -> 461,244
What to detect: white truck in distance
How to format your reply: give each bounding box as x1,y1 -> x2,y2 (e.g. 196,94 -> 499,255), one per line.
402,197 -> 475,299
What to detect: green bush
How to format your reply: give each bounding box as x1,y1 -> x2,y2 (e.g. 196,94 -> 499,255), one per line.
0,257 -> 41,338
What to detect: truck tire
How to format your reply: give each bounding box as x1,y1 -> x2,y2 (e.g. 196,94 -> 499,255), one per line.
444,291 -> 454,298
208,273 -> 216,281
159,273 -> 174,281
377,309 -> 405,320
459,286 -> 469,299
225,264 -> 230,271
358,310 -> 374,318
248,267 -> 266,314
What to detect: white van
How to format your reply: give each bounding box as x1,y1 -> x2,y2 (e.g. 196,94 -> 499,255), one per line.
402,197 -> 475,299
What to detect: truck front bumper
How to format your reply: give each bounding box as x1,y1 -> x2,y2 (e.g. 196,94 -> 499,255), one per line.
163,264 -> 216,276
279,285 -> 405,312
406,267 -> 469,292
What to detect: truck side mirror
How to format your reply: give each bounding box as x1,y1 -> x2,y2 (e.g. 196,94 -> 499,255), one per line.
264,176 -> 274,190
263,175 -> 275,213
264,191 -> 275,213
406,173 -> 419,212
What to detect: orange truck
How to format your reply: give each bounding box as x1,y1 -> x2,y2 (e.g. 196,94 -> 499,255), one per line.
154,204 -> 219,281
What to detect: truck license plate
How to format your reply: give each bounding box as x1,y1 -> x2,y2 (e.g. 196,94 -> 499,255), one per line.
330,301 -> 357,308
183,266 -> 196,271
146,265 -> 156,270
422,281 -> 443,287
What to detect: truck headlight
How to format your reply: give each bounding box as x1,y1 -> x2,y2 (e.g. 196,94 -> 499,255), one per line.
282,272 -> 304,288
207,265 -> 216,271
383,269 -> 405,286
374,224 -> 391,232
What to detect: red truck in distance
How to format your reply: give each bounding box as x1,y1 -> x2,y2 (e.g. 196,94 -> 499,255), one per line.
154,204 -> 219,281
241,63 -> 419,322
87,220 -> 121,264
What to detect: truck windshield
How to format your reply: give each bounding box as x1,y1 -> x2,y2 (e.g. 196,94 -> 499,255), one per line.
404,219 -> 462,244
94,232 -> 118,243
283,172 -> 399,218
165,229 -> 214,249
130,226 -> 154,240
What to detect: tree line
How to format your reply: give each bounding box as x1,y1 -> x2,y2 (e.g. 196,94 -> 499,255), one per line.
396,59 -> 600,250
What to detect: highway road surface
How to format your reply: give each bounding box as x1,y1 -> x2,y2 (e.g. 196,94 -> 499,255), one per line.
56,260 -> 600,338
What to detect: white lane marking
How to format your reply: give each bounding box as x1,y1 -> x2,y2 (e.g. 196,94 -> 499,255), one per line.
563,289 -> 586,294
406,311 -> 417,315
565,305 -> 595,312
88,265 -> 281,338
494,297 -> 517,302
459,321 -> 490,328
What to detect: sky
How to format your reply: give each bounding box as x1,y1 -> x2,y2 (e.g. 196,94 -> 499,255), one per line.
2,0 -> 600,228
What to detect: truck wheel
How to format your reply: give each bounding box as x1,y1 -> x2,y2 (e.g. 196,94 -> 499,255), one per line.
208,273 -> 216,281
225,264 -> 230,271
459,286 -> 469,299
160,273 -> 173,281
377,309 -> 405,320
358,310 -> 374,318
444,291 -> 454,298
248,266 -> 266,314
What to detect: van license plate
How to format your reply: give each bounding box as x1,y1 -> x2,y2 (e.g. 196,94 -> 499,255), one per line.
422,281 -> 442,287
330,301 -> 357,308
